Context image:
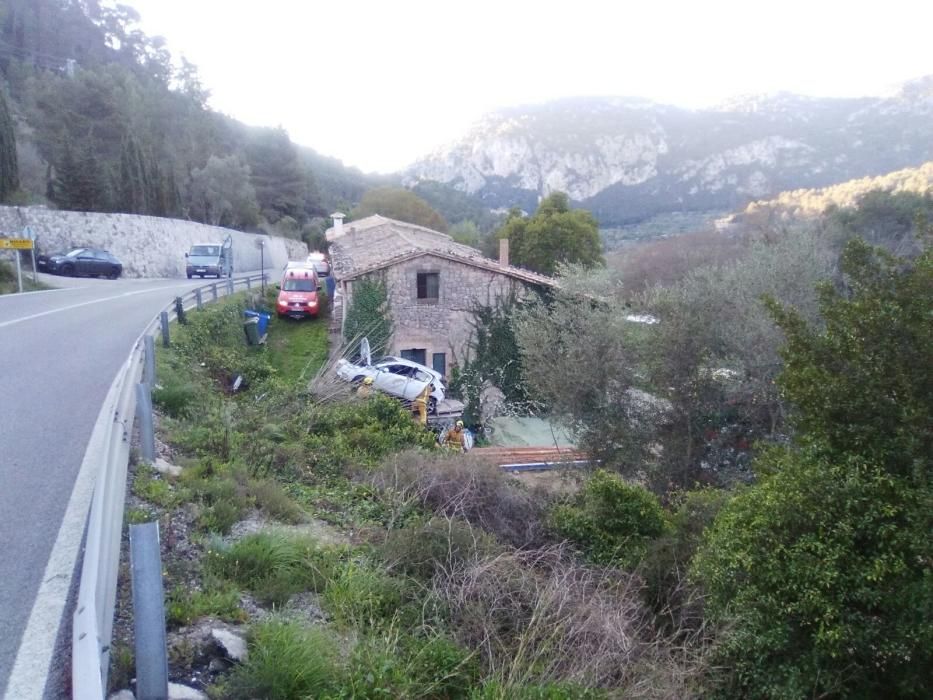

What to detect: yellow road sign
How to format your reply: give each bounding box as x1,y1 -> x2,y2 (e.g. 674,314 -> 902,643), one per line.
0,238 -> 33,250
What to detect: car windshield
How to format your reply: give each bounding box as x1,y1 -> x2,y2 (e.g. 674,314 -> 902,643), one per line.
65,248 -> 85,257
190,245 -> 219,256
283,278 -> 315,292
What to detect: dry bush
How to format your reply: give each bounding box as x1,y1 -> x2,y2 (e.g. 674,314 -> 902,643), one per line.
370,450 -> 550,548
432,545 -> 711,697
376,517 -> 498,580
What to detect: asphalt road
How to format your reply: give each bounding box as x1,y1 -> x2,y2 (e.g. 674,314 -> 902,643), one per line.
0,272 -> 257,698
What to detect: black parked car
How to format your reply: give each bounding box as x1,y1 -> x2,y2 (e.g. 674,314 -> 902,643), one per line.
37,248 -> 123,279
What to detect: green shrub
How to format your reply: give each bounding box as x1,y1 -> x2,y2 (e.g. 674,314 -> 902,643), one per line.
205,532 -> 341,606
152,381 -> 199,418
640,488 -> 731,625
693,448 -> 933,699
549,470 -> 667,567
181,467 -> 252,534
304,395 -> 437,477
218,620 -> 340,700
132,466 -> 180,508
249,477 -> 305,524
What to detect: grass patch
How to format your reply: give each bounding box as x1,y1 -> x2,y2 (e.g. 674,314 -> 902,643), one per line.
205,531 -> 343,606
0,260 -> 51,294
321,559 -> 410,628
132,465 -> 182,508
286,478 -> 404,528
218,619 -> 340,700
176,462 -> 306,534
166,583 -> 247,627
125,507 -> 152,525
344,627 -> 478,699
107,642 -> 134,694
265,315 -> 330,387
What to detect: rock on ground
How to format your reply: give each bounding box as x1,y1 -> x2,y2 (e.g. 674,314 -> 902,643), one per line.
211,627 -> 248,663
168,681 -> 209,700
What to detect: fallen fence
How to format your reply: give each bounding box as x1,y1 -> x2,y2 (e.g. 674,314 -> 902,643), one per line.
71,273 -> 266,699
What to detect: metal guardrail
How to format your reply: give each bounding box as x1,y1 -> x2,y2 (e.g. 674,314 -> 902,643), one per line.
71,273 -> 266,699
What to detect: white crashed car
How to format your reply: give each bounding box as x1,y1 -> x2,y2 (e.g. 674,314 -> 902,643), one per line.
335,340 -> 457,414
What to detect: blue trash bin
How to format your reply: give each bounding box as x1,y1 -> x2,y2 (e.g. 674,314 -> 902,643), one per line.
244,310 -> 271,336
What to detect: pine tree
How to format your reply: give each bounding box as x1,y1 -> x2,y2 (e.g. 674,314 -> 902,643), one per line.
0,89 -> 20,202
54,138 -> 109,212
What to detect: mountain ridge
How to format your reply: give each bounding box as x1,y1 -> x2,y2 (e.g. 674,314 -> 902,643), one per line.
405,78 -> 933,226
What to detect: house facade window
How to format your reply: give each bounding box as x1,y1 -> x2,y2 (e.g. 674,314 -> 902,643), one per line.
416,272 -> 439,302
401,348 -> 427,365
432,352 -> 446,377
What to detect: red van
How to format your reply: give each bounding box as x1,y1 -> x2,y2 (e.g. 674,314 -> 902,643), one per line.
276,266 -> 320,319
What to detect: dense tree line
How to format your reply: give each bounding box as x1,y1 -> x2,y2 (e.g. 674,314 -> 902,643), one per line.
0,0 -> 382,245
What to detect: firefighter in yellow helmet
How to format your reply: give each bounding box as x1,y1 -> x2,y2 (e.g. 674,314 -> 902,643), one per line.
412,382 -> 431,426
356,375 -> 374,398
444,420 -> 466,451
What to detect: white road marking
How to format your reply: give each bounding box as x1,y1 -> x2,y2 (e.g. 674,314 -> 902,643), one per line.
0,285 -> 186,329
3,379 -> 113,699
0,286 -> 81,299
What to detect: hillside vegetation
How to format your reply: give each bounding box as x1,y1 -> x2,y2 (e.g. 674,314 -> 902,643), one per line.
0,0 -> 385,247
122,189 -> 932,699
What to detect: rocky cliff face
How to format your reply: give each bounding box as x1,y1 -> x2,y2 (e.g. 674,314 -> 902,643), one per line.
405,77 -> 933,225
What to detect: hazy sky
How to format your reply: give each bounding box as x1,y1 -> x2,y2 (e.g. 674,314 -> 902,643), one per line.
126,0 -> 933,173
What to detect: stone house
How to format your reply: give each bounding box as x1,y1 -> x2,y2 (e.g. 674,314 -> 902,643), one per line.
326,213 -> 556,378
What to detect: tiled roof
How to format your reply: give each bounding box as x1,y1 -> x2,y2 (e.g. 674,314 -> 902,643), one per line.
328,215 -> 557,288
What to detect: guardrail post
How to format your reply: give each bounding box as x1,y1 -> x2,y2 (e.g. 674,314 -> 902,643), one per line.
246,276 -> 252,290
227,278 -> 234,295
143,335 -> 156,386
211,283 -> 218,302
159,311 -> 169,348
174,296 -> 186,325
136,383 -> 155,464
129,522 -> 169,700
194,288 -> 202,310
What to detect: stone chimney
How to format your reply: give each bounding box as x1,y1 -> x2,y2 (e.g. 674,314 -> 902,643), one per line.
331,211 -> 345,238
499,238 -> 509,267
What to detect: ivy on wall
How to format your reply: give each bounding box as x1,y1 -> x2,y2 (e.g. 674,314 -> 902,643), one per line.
343,274 -> 392,360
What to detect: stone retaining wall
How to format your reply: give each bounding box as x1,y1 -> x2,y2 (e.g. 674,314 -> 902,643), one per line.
0,206 -> 308,278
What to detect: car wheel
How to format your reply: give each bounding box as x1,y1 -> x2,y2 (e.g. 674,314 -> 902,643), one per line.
186,272 -> 192,279
61,263 -> 74,276
108,268 -> 120,279
428,397 -> 437,415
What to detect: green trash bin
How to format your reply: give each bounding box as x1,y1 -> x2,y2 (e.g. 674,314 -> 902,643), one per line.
243,316 -> 260,345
